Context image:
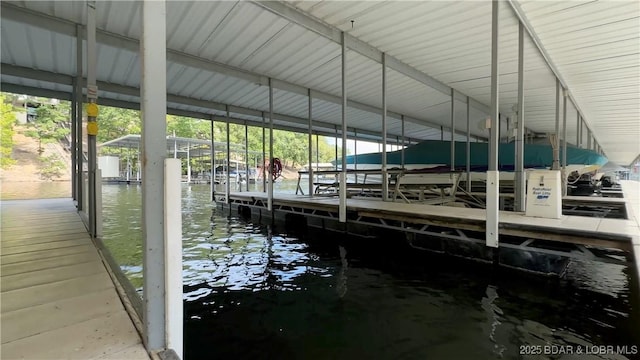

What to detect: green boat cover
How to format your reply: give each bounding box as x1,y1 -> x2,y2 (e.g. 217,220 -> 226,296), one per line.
336,140 -> 607,171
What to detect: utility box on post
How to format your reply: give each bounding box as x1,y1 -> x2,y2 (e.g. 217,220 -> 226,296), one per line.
525,170 -> 562,219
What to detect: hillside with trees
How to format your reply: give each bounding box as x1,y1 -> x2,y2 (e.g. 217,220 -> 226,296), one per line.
1,92 -> 343,182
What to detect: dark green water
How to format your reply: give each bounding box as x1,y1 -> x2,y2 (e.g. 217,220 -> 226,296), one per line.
101,184 -> 638,360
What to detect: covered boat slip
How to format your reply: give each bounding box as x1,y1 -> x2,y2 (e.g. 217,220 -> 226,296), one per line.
0,198 -> 148,360
221,185 -> 637,265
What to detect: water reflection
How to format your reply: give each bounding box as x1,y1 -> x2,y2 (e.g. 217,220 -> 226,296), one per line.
100,184 -> 636,360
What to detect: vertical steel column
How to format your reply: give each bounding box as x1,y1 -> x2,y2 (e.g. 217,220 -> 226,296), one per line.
334,126 -> 338,171
440,126 -> 444,141
244,121 -> 249,192
466,96 -> 471,192
210,117 -> 214,202
268,79 -> 274,211
354,129 -> 358,183
308,89 -> 313,197
86,1 -> 97,237
187,142 -> 191,184
552,79 -> 560,170
486,0 -> 500,248
587,128 -> 592,150
315,134 -> 319,182
75,25 -> 83,211
562,91 -> 568,196
450,89 -> 455,171
381,53 -> 388,201
141,0 -> 167,351
339,31 -> 347,222
401,115 -> 405,168
262,113 -> 266,192
225,108 -> 230,204
515,21 -> 526,212
71,79 -> 77,201
576,112 -> 581,148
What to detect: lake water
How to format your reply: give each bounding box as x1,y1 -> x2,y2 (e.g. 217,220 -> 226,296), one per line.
100,183 -> 638,360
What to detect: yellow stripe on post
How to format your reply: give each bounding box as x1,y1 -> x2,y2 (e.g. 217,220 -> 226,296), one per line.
87,121 -> 99,136
86,103 -> 99,117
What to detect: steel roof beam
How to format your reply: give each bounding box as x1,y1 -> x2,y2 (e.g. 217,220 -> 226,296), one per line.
0,2 -> 486,141
0,67 -> 400,143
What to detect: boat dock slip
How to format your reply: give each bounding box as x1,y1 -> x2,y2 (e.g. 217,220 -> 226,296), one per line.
0,199 -> 149,360
220,188 -> 638,268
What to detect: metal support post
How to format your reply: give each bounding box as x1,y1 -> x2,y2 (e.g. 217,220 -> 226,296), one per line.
75,24 -> 83,211
164,158 -> 183,359
515,21 -> 526,212
262,113 -> 266,192
339,31 -> 347,223
187,142 -> 191,184
486,0 -> 500,248
354,129 -> 358,183
71,79 -> 77,201
210,117 -> 214,201
381,53 -> 388,201
141,0 -> 169,352
308,89 -> 314,197
562,91 -> 568,196
225,108 -> 230,203
450,88 -> 455,171
244,121 -> 249,192
334,126 -> 338,171
466,96 -> 471,192
587,128 -> 591,150
86,1 -> 97,237
440,126 -> 444,141
553,79 -> 560,170
401,115 -> 405,168
576,113 -> 581,148
268,79 -> 274,211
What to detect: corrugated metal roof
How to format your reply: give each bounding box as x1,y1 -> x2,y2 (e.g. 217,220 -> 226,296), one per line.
1,0 -> 638,164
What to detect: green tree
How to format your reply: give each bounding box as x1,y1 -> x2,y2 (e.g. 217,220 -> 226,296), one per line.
25,100 -> 71,153
0,94 -> 17,168
97,106 -> 141,142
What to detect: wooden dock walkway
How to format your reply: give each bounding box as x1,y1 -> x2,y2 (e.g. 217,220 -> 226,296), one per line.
1,198 -> 149,360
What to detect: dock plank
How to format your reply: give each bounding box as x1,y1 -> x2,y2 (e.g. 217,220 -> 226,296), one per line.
0,198 -> 148,359
0,312 -> 143,360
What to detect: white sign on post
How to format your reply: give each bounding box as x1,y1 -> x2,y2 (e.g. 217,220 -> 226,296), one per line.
525,170 -> 562,219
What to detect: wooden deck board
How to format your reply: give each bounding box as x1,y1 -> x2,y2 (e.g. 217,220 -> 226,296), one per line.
0,198 -> 148,360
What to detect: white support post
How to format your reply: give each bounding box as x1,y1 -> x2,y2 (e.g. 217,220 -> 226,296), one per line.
466,96 -> 471,192
381,53 -> 388,201
308,89 -> 314,198
486,0 -> 500,248
339,31 -> 347,223
450,88 -> 455,171
164,158 -> 183,360
95,169 -> 102,238
576,113 -> 581,148
210,117 -> 214,202
515,21 -> 526,212
553,79 -> 560,170
262,113 -> 266,193
268,79 -> 274,211
244,122 -> 249,192
75,24 -> 83,211
401,115 -> 405,168
225,108 -> 231,203
86,1 -> 97,237
562,91 -> 568,196
141,0 -> 168,352
187,142 -> 191,184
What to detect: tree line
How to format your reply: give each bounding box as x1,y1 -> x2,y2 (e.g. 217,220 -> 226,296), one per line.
1,93 -> 341,173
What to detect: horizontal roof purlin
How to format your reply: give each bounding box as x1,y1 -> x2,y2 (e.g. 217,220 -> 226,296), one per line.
1,1 -> 638,164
